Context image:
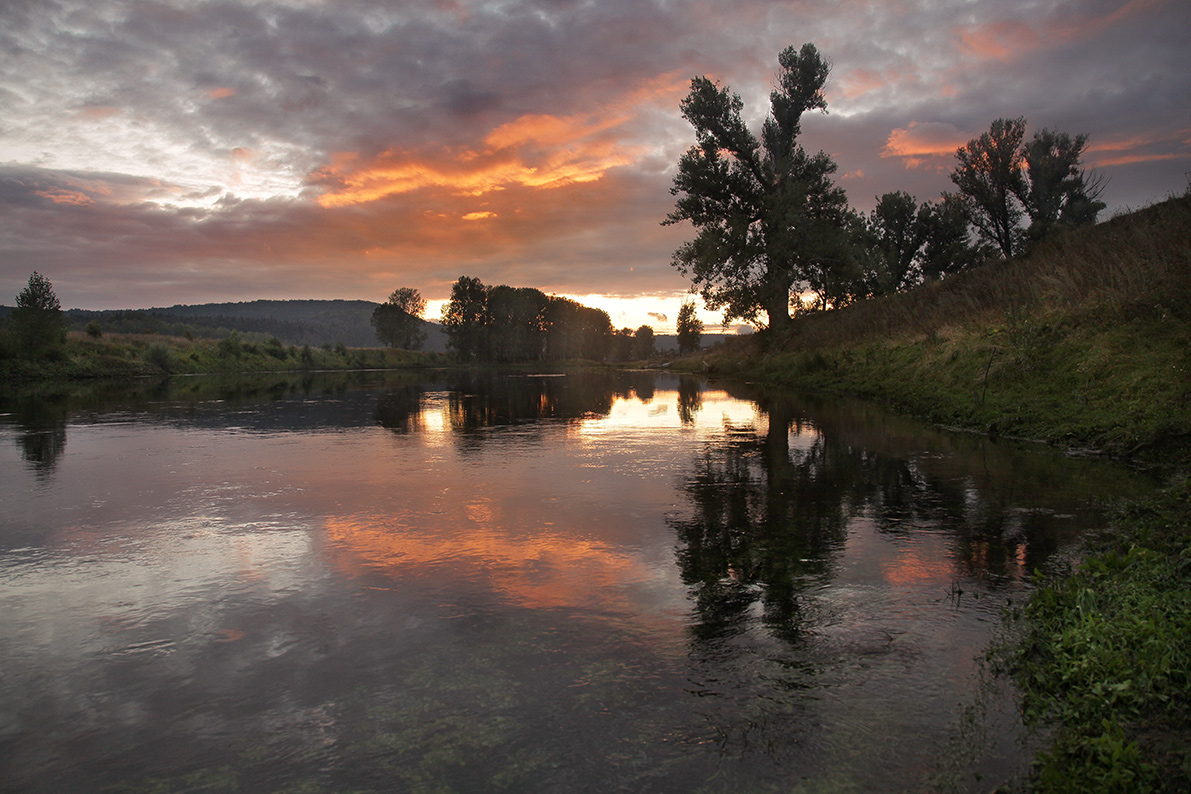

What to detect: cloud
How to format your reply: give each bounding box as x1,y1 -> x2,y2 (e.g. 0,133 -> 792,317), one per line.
0,0 -> 1188,311
881,122 -> 968,170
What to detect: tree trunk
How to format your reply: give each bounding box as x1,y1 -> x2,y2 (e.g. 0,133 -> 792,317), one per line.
765,290 -> 793,333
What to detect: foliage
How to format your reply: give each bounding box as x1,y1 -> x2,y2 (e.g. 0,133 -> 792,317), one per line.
665,43 -> 852,331
951,119 -> 1105,260
676,301 -> 703,354
1017,128 -> 1107,248
917,193 -> 991,280
951,117 -> 1029,259
371,287 -> 427,350
440,276 -> 612,363
994,481 -> 1191,792
9,271 -> 68,360
441,276 -> 491,362
632,325 -> 655,360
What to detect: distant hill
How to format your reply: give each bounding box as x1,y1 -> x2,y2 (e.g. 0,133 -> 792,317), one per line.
52,299 -> 449,351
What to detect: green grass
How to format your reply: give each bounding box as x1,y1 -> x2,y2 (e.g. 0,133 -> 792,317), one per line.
993,479 -> 1191,793
0,331 -> 447,383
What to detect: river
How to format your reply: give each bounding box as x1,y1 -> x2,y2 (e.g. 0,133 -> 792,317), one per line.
0,370 -> 1156,793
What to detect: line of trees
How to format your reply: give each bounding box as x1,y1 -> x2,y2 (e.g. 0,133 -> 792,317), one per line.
665,42 -> 1107,330
440,276 -> 617,363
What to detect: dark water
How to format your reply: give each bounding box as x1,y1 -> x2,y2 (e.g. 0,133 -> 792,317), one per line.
0,371 -> 1156,793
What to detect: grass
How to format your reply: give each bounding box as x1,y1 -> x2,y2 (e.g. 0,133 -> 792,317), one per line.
993,479 -> 1191,793
0,331 -> 447,383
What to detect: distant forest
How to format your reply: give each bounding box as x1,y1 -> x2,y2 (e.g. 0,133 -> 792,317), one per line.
53,300 -> 448,351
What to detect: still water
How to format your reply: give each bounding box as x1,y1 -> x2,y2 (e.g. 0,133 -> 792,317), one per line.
0,371 -> 1155,793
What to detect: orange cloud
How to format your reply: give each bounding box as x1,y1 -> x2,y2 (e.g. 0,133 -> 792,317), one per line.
1085,128 -> 1191,167
462,210 -> 496,220
314,120 -> 639,208
313,73 -> 686,209
207,86 -> 237,99
34,188 -> 95,206
880,122 -> 967,169
956,0 -> 1166,61
76,105 -> 121,120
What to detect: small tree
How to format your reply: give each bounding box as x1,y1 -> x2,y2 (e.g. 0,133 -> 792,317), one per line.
372,287 -> 427,350
950,117 -> 1028,259
632,325 -> 655,360
917,193 -> 989,280
1016,128 -> 1106,245
10,272 -> 67,359
676,301 -> 703,355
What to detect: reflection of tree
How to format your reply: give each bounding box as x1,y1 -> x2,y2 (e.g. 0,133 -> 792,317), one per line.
670,385 -> 1100,646
672,397 -> 853,643
676,377 -> 702,425
374,385 -> 426,434
10,393 -> 69,476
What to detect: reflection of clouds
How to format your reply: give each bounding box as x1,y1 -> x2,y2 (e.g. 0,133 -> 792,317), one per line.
324,511 -> 658,611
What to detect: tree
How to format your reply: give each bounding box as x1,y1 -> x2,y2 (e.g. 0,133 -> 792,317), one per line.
665,43 -> 852,331
543,297 -> 611,361
632,325 -> 655,360
612,328 -> 635,361
917,193 -> 989,280
371,287 -> 427,350
10,271 -> 67,359
488,285 -> 549,362
676,301 -> 703,354
950,117 -> 1028,259
1016,128 -> 1106,246
441,276 -> 490,362
866,191 -> 926,294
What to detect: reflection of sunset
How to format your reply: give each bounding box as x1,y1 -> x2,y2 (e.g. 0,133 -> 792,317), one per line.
573,389 -> 764,436
324,510 -> 656,611
880,543 -> 955,587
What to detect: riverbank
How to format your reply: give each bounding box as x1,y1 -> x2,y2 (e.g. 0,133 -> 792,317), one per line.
680,195 -> 1191,792
0,331 -> 448,384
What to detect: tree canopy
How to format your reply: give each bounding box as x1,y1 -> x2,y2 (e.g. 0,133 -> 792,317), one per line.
371,287 -> 427,349
665,43 -> 851,331
951,118 -> 1104,258
440,276 -> 612,363
10,271 -> 67,359
676,301 -> 703,354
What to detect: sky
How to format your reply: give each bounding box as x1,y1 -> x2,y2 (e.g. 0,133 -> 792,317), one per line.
2,0 -> 1188,332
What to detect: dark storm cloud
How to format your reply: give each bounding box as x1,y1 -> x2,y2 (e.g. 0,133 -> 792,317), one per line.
1,0 -> 1187,310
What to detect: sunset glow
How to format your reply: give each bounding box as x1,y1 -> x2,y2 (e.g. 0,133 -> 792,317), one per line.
0,0 -> 1185,312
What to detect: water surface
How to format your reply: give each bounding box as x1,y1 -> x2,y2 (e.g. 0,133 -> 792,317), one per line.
0,371 -> 1155,792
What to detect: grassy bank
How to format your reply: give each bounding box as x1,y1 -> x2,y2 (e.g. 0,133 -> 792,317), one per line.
0,331 -> 446,383
687,196 -> 1191,791
694,195 -> 1191,467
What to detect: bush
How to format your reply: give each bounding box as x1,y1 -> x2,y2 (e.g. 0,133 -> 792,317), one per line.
143,343 -> 173,373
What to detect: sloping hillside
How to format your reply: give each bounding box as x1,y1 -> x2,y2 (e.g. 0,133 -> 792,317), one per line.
61,299 -> 448,351
697,195 -> 1191,464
